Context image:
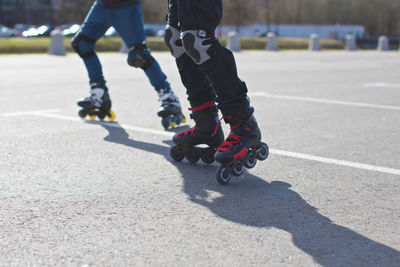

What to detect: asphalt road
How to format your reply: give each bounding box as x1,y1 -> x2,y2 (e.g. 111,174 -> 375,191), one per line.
1,51 -> 399,266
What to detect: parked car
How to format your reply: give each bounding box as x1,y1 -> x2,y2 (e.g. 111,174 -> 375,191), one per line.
105,27 -> 119,37
36,25 -> 53,37
63,24 -> 81,36
0,25 -> 16,37
13,24 -> 32,36
144,25 -> 156,37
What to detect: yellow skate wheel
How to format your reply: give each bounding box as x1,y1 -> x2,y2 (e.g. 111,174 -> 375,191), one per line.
88,115 -> 97,121
181,114 -> 187,124
106,110 -> 116,122
169,121 -> 176,128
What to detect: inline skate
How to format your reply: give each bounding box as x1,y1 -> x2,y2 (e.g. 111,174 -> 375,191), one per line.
170,102 -> 224,164
77,83 -> 116,121
215,108 -> 269,184
157,88 -> 186,130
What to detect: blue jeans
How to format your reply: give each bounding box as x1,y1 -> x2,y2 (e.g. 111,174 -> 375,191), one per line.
76,2 -> 169,90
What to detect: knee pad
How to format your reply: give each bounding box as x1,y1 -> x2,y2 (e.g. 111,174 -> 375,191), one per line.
164,25 -> 184,58
181,30 -> 217,65
127,43 -> 155,70
71,33 -> 96,59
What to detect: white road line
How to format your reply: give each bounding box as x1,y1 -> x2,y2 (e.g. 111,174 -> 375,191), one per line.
248,92 -> 400,111
2,109 -> 60,116
271,149 -> 400,176
3,110 -> 400,176
363,82 -> 400,88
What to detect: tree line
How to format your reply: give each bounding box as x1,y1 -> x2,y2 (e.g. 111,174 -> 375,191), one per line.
143,0 -> 400,36
2,0 -> 399,37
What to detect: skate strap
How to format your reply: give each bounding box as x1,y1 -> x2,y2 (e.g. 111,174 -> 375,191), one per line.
189,102 -> 216,111
177,126 -> 198,136
211,119 -> 222,136
217,133 -> 245,152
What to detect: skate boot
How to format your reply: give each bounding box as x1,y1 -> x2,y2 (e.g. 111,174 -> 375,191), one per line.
157,87 -> 186,130
77,83 -> 116,121
170,102 -> 224,164
214,108 -> 269,184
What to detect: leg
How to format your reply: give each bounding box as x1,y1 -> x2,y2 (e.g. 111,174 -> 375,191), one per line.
166,0 -> 224,162
111,4 -> 169,91
71,2 -> 109,85
111,4 -> 185,129
72,3 -> 114,121
177,0 -> 269,183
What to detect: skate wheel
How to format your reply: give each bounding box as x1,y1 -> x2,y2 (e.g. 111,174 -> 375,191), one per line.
161,117 -> 170,130
169,121 -> 176,129
257,143 -> 269,161
200,150 -> 215,164
88,115 -> 97,121
216,165 -> 232,185
78,109 -> 87,118
180,114 -> 187,124
186,148 -> 200,163
106,110 -> 116,122
232,162 -> 244,177
244,156 -> 257,169
170,146 -> 185,162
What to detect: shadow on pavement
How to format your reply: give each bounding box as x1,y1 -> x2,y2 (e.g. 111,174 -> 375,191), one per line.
100,122 -> 400,266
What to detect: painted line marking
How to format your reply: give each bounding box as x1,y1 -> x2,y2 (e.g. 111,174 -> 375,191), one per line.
249,92 -> 400,111
363,82 -> 400,88
2,109 -> 60,116
271,149 -> 400,176
2,110 -> 400,176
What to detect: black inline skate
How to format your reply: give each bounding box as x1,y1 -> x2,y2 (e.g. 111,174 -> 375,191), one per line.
157,87 -> 186,130
170,102 -> 224,164
77,83 -> 116,121
214,108 -> 269,184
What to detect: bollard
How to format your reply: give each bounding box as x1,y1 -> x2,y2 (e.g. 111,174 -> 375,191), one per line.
377,36 -> 389,51
345,34 -> 357,51
309,33 -> 321,51
120,41 -> 128,53
48,29 -> 66,56
227,31 -> 241,52
266,32 -> 278,51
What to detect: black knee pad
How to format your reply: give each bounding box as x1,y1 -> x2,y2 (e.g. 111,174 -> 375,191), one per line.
71,33 -> 97,59
164,25 -> 184,58
181,30 -> 218,65
127,43 -> 155,70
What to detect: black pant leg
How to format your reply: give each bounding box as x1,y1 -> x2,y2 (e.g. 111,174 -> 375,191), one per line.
178,0 -> 250,115
167,0 -> 179,29
176,54 -> 216,107
167,0 -> 215,108
178,0 -> 222,33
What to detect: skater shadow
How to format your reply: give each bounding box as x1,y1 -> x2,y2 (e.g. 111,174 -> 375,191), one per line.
100,123 -> 400,266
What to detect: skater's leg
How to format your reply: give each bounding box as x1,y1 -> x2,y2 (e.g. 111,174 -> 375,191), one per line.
177,0 -> 249,116
111,4 -> 170,91
166,0 -> 215,108
73,2 -> 114,120
164,24 -> 215,108
166,1 -> 223,161
71,2 -> 109,85
177,0 -> 268,182
112,4 -> 185,128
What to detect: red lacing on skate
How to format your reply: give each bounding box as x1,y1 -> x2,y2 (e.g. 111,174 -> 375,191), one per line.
177,126 -> 199,136
217,118 -> 249,160
217,133 -> 245,152
234,148 -> 249,160
189,102 -> 216,111
177,120 -> 221,137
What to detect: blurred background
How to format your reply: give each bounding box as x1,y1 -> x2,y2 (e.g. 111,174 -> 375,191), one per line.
0,0 -> 400,52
